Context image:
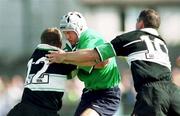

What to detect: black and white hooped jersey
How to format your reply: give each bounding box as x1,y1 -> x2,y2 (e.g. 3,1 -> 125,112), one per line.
111,28 -> 171,91
22,44 -> 76,111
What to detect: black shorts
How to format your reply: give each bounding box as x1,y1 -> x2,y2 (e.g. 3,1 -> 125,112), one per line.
74,86 -> 121,116
7,102 -> 59,116
132,81 -> 180,116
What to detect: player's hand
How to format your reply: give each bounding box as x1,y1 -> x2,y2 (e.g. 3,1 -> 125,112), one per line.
46,49 -> 66,64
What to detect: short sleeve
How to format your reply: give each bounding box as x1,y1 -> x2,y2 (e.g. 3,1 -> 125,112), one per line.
95,43 -> 116,61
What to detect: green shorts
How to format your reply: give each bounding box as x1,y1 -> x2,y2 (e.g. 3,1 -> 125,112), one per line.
132,81 -> 180,116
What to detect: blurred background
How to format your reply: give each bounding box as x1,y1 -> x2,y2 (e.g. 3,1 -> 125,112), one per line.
0,0 -> 180,116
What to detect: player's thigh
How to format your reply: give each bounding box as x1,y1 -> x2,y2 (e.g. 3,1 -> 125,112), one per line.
169,84 -> 180,115
81,108 -> 100,116
7,103 -> 31,116
8,102 -> 59,116
132,83 -> 169,116
75,86 -> 120,116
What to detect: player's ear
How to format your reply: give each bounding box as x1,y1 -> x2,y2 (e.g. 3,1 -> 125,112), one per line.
136,20 -> 144,29
140,20 -> 145,28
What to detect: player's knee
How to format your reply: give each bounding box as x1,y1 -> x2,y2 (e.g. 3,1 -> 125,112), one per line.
80,108 -> 100,116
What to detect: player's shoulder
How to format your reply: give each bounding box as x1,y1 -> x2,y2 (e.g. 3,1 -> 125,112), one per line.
115,30 -> 141,40
32,44 -> 59,58
81,28 -> 103,40
124,30 -> 143,36
36,44 -> 60,51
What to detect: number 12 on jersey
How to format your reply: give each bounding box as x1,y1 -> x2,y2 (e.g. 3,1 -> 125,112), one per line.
25,57 -> 49,85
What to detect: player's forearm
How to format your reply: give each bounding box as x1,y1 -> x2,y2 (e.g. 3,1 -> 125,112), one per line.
63,49 -> 100,63
46,49 -> 100,64
64,58 -> 109,68
63,60 -> 97,66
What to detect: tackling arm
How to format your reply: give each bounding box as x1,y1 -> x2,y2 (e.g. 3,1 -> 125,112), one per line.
46,43 -> 116,67
46,49 -> 101,66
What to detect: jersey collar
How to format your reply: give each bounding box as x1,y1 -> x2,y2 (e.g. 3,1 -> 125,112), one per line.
37,44 -> 60,50
140,28 -> 159,36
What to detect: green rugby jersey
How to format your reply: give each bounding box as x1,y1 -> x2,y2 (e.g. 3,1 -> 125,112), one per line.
63,41 -> 77,79
76,29 -> 121,90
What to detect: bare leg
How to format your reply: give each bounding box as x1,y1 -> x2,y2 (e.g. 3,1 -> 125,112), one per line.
80,108 -> 100,116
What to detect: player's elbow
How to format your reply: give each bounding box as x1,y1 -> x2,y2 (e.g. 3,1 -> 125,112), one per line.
94,59 -> 109,69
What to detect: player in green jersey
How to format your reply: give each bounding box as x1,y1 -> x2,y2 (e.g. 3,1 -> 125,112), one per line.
47,11 -> 121,116
47,9 -> 180,116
